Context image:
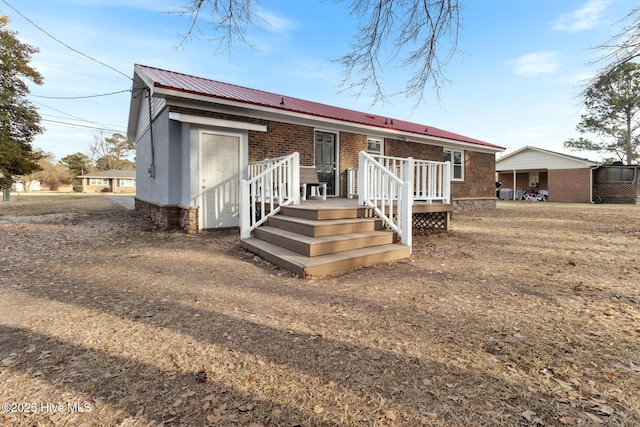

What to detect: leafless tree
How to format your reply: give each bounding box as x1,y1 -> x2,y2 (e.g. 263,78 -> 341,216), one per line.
588,7 -> 640,91
177,0 -> 461,105
88,133 -> 136,171
177,0 -> 266,53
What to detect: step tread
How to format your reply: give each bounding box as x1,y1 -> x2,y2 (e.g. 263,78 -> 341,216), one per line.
280,205 -> 373,220
240,238 -> 410,277
270,215 -> 380,226
256,226 -> 393,245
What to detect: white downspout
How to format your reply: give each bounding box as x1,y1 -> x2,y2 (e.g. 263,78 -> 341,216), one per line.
589,165 -> 599,203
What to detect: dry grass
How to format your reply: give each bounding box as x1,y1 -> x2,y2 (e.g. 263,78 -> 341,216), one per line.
1,194 -> 639,426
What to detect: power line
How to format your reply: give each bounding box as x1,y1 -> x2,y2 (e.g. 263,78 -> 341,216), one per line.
39,113 -> 124,130
42,118 -> 125,134
31,89 -> 131,100
1,0 -> 132,81
33,101 -> 124,132
32,100 -> 100,125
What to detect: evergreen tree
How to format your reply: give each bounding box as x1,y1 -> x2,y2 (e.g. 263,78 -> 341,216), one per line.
0,15 -> 44,188
564,62 -> 640,164
60,152 -> 92,177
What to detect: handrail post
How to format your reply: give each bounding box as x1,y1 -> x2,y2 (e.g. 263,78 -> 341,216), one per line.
444,160 -> 451,204
240,179 -> 250,239
358,151 -> 367,206
401,158 -> 414,250
291,152 -> 300,205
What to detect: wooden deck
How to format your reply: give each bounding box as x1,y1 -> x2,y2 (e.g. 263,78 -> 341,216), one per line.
295,197 -> 452,212
241,198 -> 452,277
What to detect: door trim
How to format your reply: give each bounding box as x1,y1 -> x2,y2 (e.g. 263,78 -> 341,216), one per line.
198,129 -> 247,229
314,129 -> 339,196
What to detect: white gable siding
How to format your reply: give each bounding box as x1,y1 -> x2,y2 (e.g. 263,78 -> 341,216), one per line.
135,95 -> 166,143
497,149 -> 593,171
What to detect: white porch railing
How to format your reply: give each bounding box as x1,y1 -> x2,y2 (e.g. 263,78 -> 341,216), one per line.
413,158 -> 451,203
348,155 -> 451,203
240,152 -> 300,239
358,151 -> 413,249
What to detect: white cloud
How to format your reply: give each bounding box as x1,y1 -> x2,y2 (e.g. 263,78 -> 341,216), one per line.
259,9 -> 294,32
551,0 -> 612,32
509,51 -> 561,76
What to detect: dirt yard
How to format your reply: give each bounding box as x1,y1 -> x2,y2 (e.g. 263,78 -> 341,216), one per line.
1,194 -> 638,427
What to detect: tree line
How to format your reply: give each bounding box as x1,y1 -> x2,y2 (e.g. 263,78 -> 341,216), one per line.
18,133 -> 135,192
0,14 -> 133,193
2,2 -> 639,195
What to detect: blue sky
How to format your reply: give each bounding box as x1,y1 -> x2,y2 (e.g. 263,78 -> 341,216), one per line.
3,0 -> 637,162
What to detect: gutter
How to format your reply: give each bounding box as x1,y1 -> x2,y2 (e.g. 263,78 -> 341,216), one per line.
589,165 -> 600,203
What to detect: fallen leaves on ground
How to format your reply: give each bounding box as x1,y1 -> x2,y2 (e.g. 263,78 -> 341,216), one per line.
0,195 -> 638,426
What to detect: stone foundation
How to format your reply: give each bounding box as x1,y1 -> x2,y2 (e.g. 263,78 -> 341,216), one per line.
453,197 -> 496,213
179,205 -> 199,234
135,198 -> 182,230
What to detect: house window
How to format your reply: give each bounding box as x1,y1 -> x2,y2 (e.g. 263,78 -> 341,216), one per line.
89,178 -> 109,186
443,149 -> 464,180
529,172 -> 539,187
118,179 -> 136,187
367,138 -> 382,159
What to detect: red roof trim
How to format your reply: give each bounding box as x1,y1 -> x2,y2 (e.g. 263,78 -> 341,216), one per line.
137,64 -> 504,150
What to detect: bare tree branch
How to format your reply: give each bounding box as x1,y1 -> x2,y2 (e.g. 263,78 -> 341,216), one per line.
174,0 -> 461,105
587,7 -> 640,95
175,0 -> 266,53
336,0 -> 461,105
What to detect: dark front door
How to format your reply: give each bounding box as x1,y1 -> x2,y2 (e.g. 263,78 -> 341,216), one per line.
314,131 -> 336,195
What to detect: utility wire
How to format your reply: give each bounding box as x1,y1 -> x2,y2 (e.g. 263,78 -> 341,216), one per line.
42,118 -> 125,134
39,113 -> 124,130
33,100 -> 123,131
31,89 -> 131,100
32,100 -> 99,125
1,0 -> 132,81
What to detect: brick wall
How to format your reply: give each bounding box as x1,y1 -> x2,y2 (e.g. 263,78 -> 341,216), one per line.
385,138 -> 442,160
339,132 -> 366,197
248,121 -> 315,165
169,106 -> 316,165
548,169 -> 592,203
168,106 -> 497,202
452,151 -> 497,199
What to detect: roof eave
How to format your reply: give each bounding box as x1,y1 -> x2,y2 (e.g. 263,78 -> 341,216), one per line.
496,145 -> 600,167
153,86 -> 505,153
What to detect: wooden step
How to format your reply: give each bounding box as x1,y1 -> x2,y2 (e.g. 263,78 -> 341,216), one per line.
267,215 -> 383,237
280,205 -> 373,221
240,238 -> 411,277
253,226 -> 397,257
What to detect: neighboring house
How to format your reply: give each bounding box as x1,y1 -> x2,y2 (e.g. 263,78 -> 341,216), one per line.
496,146 -> 600,203
78,170 -> 136,193
12,180 -> 41,192
126,64 -> 505,232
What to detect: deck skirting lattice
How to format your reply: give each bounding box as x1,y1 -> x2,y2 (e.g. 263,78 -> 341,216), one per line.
387,211 -> 450,233
413,211 -> 449,231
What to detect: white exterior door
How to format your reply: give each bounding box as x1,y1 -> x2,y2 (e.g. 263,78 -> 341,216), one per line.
200,132 -> 240,228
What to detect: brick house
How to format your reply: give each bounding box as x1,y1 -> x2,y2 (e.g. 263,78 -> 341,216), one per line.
127,64 -> 505,232
78,170 -> 136,193
496,146 -> 600,203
